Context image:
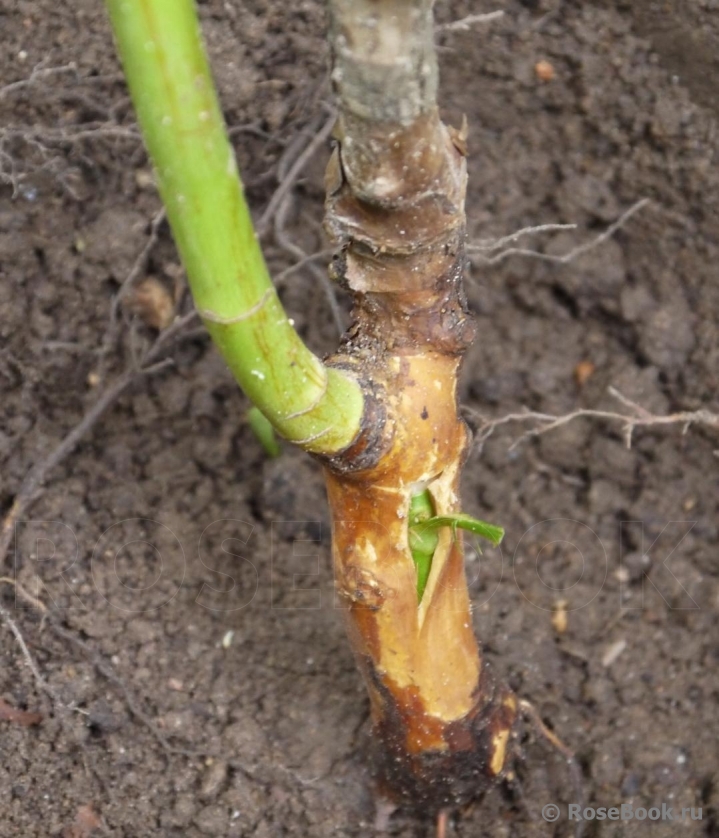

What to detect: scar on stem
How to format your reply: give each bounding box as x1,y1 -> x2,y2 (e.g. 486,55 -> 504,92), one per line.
200,287 -> 273,325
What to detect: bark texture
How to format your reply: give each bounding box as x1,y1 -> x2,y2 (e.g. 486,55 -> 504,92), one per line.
322,0 -> 518,812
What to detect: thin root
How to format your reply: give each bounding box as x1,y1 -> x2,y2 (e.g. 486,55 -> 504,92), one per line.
0,576 -> 48,614
437,11 -> 504,33
467,198 -> 649,265
1,574 -> 207,756
0,308 -> 199,572
48,620 -> 208,758
275,193 -> 345,336
466,385 -> 719,454
0,600 -> 64,709
519,699 -> 586,838
258,108 -> 336,236
436,808 -> 449,838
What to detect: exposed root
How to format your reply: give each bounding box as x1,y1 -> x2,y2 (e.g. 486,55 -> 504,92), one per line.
0,308 -> 199,571
0,576 -> 48,615
519,699 -> 586,838
436,808 -> 449,838
0,60 -> 123,102
275,193 -> 345,335
260,107 -> 346,335
0,576 -> 208,758
470,222 -> 577,252
437,11 -> 505,33
0,124 -> 139,198
48,620 -> 208,758
0,60 -> 137,197
98,207 -> 167,381
0,601 -> 59,704
257,108 -> 336,236
273,248 -> 334,286
466,386 -> 719,453
467,198 -> 650,265
519,699 -> 576,765
0,61 -> 80,101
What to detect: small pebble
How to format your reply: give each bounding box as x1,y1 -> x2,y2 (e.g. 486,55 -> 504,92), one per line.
200,759 -> 228,801
614,566 -> 630,583
135,169 -> 155,190
535,59 -> 555,81
602,638 -> 627,667
551,600 -> 568,634
574,360 -> 595,387
124,276 -> 175,330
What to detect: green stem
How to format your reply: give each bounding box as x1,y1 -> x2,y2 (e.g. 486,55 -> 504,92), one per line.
105,0 -> 364,455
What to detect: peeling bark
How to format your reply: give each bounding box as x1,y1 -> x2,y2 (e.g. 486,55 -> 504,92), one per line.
320,0 -> 518,813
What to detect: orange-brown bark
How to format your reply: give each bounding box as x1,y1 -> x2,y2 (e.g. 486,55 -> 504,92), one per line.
323,348 -> 517,808
320,0 -> 518,812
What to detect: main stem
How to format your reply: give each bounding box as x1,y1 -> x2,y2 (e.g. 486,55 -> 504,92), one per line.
323,0 -> 517,810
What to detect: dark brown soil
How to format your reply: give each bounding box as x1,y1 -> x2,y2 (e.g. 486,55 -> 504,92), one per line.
1,1 -> 718,836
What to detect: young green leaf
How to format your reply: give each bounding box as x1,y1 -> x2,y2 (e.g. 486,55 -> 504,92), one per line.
420,514 -> 504,546
408,489 -> 504,602
408,491 -> 439,601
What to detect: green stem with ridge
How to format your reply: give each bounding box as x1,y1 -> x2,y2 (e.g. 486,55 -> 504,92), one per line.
105,0 -> 364,455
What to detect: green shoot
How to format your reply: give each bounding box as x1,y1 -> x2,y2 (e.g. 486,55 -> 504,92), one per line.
408,491 -> 440,601
408,489 -> 505,601
105,0 -> 363,455
247,407 -> 282,458
419,514 -> 505,546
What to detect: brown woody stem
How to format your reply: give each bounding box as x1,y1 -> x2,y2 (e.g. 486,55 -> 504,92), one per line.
321,0 -> 517,813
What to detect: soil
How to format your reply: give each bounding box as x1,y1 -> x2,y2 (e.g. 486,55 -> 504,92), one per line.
1,0 -> 718,836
